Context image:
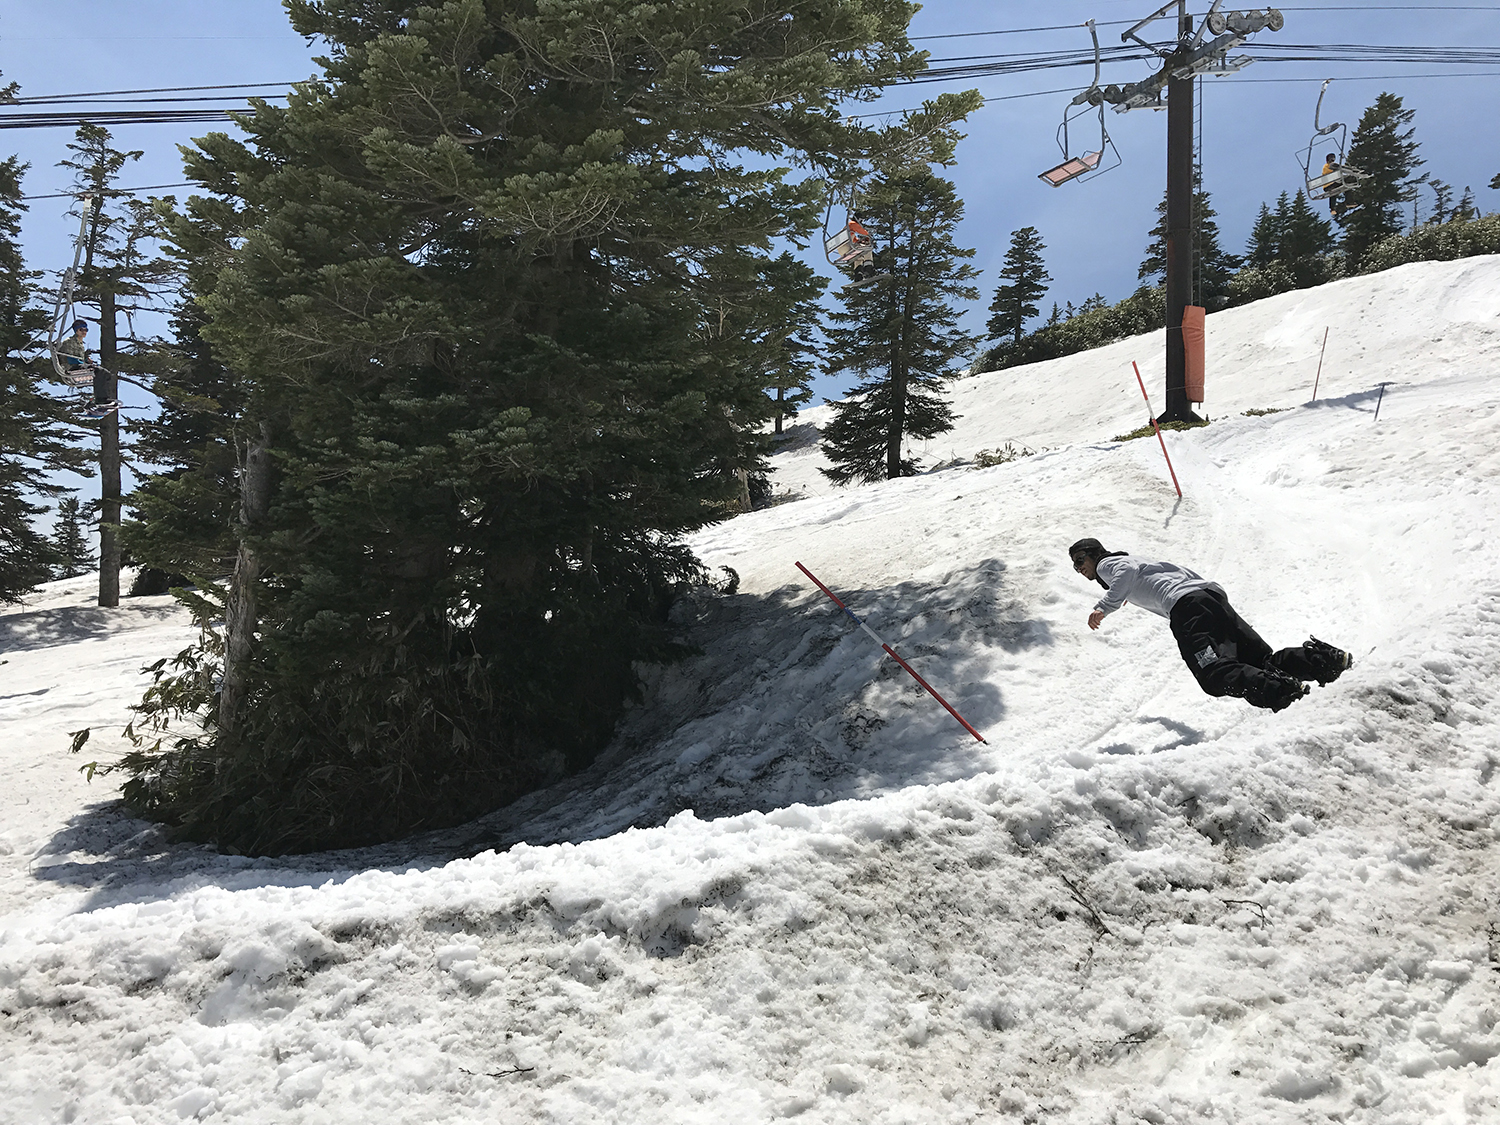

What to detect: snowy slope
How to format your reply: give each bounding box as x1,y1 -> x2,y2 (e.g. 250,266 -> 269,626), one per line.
3,257 -> 1500,1125
773,255 -> 1500,500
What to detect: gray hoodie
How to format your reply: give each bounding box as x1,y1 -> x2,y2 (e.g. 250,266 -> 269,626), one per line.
1094,555 -> 1224,620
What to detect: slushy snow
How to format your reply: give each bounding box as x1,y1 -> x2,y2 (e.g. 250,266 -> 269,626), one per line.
3,257 -> 1499,1124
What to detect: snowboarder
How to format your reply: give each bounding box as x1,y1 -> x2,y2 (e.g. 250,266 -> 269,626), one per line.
1069,538 -> 1352,712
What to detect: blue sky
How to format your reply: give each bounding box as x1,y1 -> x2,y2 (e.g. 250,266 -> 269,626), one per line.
2,0 -> 1496,412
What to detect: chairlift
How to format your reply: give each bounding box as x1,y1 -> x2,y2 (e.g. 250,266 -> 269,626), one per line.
1298,79 -> 1368,204
1038,21 -> 1121,187
822,194 -> 890,291
46,194 -> 98,388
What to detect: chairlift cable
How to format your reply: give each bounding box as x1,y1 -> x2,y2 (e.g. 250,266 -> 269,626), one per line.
4,81 -> 303,103
23,182 -> 197,201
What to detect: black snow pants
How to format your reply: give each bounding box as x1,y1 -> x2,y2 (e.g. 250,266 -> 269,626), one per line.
1168,589 -> 1318,707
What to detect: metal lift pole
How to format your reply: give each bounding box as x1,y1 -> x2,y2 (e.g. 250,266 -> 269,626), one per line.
1162,2 -> 1200,423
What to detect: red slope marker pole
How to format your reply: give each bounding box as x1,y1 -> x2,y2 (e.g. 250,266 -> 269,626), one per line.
795,561 -> 986,743
1311,326 -> 1329,403
1132,361 -> 1183,499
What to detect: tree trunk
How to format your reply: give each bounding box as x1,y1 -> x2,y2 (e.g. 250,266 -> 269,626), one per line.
97,289 -> 121,607
219,423 -> 273,737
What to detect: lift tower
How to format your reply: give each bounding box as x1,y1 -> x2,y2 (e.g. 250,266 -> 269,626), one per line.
1053,2 -> 1283,422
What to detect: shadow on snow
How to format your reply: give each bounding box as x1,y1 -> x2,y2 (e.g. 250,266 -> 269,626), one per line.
29,558 -> 1053,906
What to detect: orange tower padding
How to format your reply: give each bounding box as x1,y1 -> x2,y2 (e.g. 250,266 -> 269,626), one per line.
1183,305 -> 1206,403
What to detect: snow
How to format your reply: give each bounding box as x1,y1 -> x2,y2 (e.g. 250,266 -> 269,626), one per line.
4,256 -> 1500,1123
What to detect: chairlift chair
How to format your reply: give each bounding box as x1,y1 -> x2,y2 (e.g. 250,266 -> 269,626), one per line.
47,194 -> 98,387
1037,22 -> 1121,188
823,200 -> 890,290
1298,79 -> 1368,202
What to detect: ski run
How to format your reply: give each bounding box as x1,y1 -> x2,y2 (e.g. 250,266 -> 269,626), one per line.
3,256 -> 1499,1124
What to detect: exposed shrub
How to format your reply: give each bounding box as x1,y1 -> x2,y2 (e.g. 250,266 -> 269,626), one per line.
1226,254 -> 1344,307
977,286 -> 1165,373
1113,419 -> 1209,443
1358,214 -> 1500,274
973,442 -> 1036,468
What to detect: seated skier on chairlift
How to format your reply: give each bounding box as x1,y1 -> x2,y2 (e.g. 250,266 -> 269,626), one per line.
1321,153 -> 1354,220
56,319 -> 116,418
825,213 -> 879,285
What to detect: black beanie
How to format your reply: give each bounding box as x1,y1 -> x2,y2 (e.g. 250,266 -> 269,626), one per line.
1068,537 -> 1106,562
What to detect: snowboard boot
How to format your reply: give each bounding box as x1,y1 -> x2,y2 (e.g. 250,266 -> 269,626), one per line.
1302,637 -> 1353,685
1251,669 -> 1310,713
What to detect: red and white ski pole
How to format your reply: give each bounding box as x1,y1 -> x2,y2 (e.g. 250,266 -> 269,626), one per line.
795,561 -> 986,743
1132,361 -> 1183,498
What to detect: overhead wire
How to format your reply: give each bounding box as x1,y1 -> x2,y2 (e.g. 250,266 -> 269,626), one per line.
0,32 -> 1495,127
22,182 -> 198,201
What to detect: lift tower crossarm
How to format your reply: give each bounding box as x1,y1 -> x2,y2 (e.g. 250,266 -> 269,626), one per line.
1121,0 -> 1189,57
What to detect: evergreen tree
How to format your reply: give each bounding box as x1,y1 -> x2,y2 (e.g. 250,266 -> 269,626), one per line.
821,95 -> 983,485
57,124 -> 179,607
121,299 -> 242,587
1138,179 -> 1241,309
986,226 -> 1049,350
696,249 -> 824,441
120,0 -> 927,854
1245,197 -> 1286,269
1454,187 -> 1478,222
1278,190 -> 1335,287
124,168 -> 249,592
1427,179 -> 1452,226
51,496 -> 96,578
0,110 -> 89,602
1340,92 -> 1424,268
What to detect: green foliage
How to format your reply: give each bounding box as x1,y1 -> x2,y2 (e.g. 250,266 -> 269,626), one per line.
756,254 -> 826,435
986,226 -> 1050,349
821,97 -> 983,485
1229,190 -> 1338,305
121,300 -> 245,583
1112,418 -> 1208,443
978,285 -> 1165,373
0,135 -> 90,602
1356,213 -> 1500,274
51,496 -> 96,578
123,0 -> 926,854
972,442 -> 1035,468
1340,92 -> 1424,268
1138,181 -> 1241,310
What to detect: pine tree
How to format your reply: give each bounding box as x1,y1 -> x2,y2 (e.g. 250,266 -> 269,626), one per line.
821,96 -> 983,485
1426,179 -> 1452,226
56,124 -> 179,607
0,113 -> 89,602
1138,179 -> 1242,309
986,226 -> 1050,350
51,496 -> 96,578
119,0 -> 927,854
1340,92 -> 1424,268
124,164 -> 249,594
121,299 -> 242,589
1454,187 -> 1478,222
1245,197 -> 1286,269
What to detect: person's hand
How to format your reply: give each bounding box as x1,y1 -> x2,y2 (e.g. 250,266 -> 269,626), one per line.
1088,611 -> 1105,631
